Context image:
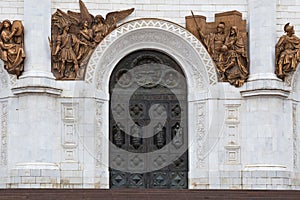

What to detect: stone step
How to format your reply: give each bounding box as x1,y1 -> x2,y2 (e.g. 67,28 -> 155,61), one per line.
1,189 -> 300,199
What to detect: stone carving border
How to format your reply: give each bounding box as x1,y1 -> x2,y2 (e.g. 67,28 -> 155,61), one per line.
0,61 -> 17,89
85,18 -> 218,89
195,102 -> 208,168
1,101 -> 8,166
224,104 -> 241,165
61,103 -> 79,162
95,101 -> 104,167
293,103 -> 298,169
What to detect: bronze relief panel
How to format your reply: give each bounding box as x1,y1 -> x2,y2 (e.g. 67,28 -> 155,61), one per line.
0,20 -> 25,78
186,10 -> 248,87
50,0 -> 134,80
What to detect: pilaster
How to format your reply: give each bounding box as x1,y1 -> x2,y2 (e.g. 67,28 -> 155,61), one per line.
8,0 -> 62,182
13,0 -> 61,95
240,0 -> 293,181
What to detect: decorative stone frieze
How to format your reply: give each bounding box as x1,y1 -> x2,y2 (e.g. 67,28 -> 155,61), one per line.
86,18 -> 218,92
95,101 -> 103,168
61,103 -> 79,162
224,104 -> 241,165
0,101 -> 8,166
195,102 -> 207,168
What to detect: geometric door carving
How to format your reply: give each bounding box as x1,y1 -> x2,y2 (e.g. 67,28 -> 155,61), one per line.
109,50 -> 188,188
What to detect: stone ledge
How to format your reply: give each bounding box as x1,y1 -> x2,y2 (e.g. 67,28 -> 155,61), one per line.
241,76 -> 290,98
241,88 -> 290,98
243,164 -> 287,171
12,86 -> 62,96
15,163 -> 60,170
11,74 -> 62,96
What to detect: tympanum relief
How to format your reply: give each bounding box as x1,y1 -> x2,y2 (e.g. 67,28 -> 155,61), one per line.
186,10 -> 248,87
275,23 -> 300,81
50,0 -> 134,80
0,20 -> 25,78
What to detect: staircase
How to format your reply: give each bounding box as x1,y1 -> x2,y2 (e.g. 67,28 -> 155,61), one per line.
1,189 -> 300,199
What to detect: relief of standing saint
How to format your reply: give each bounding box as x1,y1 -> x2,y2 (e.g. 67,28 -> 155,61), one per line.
198,22 -> 227,67
275,23 -> 300,80
221,26 -> 248,87
53,23 -> 85,79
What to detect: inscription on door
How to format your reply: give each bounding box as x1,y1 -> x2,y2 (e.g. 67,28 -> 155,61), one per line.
109,50 -> 188,188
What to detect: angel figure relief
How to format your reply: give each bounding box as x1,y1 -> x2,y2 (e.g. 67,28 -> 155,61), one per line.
50,0 -> 134,80
0,20 -> 25,78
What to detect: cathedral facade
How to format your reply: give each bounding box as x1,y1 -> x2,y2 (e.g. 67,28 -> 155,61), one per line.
0,0 -> 300,189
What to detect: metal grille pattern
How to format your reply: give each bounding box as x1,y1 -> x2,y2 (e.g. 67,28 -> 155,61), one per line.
109,50 -> 188,189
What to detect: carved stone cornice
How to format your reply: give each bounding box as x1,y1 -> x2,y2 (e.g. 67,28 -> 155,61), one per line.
12,86 -> 62,96
11,77 -> 62,96
86,18 -> 218,94
240,79 -> 290,98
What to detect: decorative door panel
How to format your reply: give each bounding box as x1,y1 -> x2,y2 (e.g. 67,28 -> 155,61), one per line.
109,50 -> 188,189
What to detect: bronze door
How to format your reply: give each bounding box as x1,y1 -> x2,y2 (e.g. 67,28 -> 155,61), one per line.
109,50 -> 188,189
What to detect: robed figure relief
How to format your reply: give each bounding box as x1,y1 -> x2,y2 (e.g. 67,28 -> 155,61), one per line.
0,20 -> 25,78
50,0 -> 134,80
221,26 -> 248,87
186,10 -> 249,87
275,23 -> 300,81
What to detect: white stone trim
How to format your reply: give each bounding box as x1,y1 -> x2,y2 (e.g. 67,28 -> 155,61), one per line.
0,101 -> 8,166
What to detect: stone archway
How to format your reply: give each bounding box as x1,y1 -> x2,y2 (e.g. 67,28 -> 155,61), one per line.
85,18 -> 219,188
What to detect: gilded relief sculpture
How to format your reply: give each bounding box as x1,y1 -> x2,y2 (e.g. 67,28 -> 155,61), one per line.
0,20 -> 25,78
275,23 -> 300,81
50,0 -> 134,80
186,11 -> 248,87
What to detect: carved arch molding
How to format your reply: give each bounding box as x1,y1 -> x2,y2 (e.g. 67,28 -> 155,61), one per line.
85,18 -> 218,91
85,19 -> 219,188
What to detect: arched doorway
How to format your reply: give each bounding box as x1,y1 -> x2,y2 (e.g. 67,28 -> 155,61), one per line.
109,50 -> 188,188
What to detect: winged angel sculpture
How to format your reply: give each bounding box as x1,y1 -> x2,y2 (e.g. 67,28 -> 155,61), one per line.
50,0 -> 134,80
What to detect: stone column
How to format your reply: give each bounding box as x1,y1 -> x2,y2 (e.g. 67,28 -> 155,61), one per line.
248,0 -> 277,79
12,0 -> 61,93
8,0 -> 62,187
241,0 -> 289,97
240,0 -> 292,189
21,0 -> 54,79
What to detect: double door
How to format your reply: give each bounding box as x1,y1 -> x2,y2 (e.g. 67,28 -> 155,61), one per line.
109,50 -> 188,188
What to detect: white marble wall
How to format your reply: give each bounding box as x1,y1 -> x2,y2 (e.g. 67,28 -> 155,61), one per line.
51,0 -> 248,27
0,0 -> 24,21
